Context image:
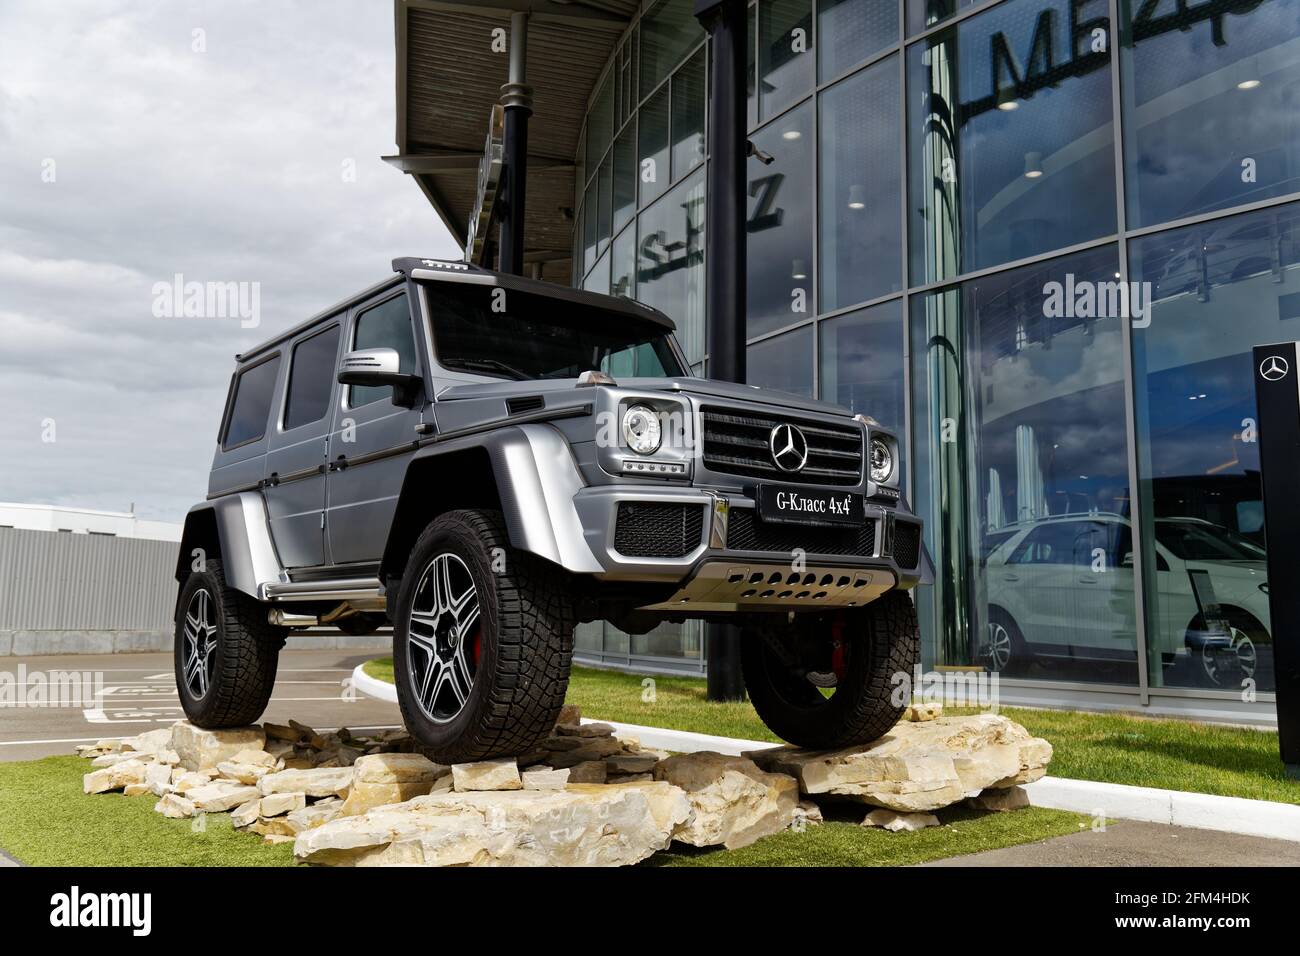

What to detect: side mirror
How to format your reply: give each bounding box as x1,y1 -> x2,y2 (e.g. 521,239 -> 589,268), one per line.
338,348 -> 423,407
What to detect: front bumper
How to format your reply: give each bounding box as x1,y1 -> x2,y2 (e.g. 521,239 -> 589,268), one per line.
572,485 -> 924,611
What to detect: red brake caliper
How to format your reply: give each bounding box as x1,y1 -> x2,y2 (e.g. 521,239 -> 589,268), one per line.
472,628 -> 482,668
830,617 -> 847,682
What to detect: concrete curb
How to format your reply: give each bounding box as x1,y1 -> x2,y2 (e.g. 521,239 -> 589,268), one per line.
346,669 -> 1300,845
351,663 -> 398,704
1022,776 -> 1300,843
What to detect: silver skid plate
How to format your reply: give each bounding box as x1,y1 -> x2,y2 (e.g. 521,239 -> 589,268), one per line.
639,561 -> 895,612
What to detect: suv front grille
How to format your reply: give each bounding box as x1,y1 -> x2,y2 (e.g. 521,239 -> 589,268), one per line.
614,502 -> 705,558
700,407 -> 862,486
891,521 -> 921,570
726,508 -> 875,558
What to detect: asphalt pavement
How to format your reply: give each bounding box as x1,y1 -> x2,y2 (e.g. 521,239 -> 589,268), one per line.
0,648 -> 401,762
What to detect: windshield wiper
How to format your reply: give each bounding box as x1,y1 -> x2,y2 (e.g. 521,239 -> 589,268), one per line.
446,358 -> 532,381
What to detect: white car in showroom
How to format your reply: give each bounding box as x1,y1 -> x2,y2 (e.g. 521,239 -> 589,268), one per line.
982,513 -> 1268,686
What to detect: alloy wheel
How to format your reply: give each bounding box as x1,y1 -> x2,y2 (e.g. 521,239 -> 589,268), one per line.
182,588 -> 218,699
407,552 -> 482,724
986,621 -> 1013,671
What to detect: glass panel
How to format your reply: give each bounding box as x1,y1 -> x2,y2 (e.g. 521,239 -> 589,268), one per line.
672,47 -> 707,181
748,101 -> 814,337
223,355 -> 281,449
639,85 -> 671,207
637,168 -> 707,362
819,54 -> 903,311
819,0 -> 899,82
748,325 -> 814,397
1120,0 -> 1300,229
284,326 -> 340,431
612,224 -> 636,299
350,294 -> 417,407
759,0 -> 815,120
908,0 -> 1117,284
584,248 -> 611,295
597,153 -> 614,255
906,0 -> 984,36
819,298 -> 905,434
748,3 -> 758,129
613,128 -> 637,234
631,620 -> 704,659
574,621 -> 602,654
1131,202 -> 1298,694
586,77 -> 614,173
641,0 -> 704,95
910,244 -> 1137,684
583,178 -> 599,274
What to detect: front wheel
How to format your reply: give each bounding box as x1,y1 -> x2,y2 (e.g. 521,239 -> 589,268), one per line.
174,559 -> 284,728
393,509 -> 575,763
741,590 -> 920,750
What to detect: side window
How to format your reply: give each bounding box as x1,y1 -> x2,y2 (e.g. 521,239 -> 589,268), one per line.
222,355 -> 281,450
283,325 -> 341,430
349,293 -> 417,407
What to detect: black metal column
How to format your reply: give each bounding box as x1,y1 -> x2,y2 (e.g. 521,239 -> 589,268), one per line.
696,0 -> 748,702
1251,342 -> 1300,778
499,11 -> 532,276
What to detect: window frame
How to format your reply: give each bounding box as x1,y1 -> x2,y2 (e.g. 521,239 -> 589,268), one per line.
280,322 -> 341,433
220,352 -> 283,452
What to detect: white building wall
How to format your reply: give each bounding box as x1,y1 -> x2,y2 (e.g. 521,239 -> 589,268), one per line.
0,503 -> 181,542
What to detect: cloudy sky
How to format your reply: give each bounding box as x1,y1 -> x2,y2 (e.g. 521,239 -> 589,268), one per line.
0,0 -> 459,523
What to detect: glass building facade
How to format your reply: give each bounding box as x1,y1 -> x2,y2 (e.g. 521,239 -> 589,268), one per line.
570,0 -> 1299,708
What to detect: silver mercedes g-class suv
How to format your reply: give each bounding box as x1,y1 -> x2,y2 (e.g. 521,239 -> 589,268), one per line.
175,258 -> 928,762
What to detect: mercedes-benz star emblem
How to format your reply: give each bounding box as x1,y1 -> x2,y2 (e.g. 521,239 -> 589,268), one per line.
769,423 -> 809,473
1260,354 -> 1290,382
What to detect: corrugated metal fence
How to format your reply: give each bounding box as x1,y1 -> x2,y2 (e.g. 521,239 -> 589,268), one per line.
0,527 -> 177,630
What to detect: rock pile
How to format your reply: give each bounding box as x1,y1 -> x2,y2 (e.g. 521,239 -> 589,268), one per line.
746,713 -> 1053,813
76,708 -> 1052,865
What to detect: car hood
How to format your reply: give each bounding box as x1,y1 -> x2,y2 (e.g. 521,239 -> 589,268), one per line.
436,376 -> 854,419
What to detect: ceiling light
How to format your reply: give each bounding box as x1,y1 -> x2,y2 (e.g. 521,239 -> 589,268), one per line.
782,129 -> 802,141
791,259 -> 808,280
1023,151 -> 1043,179
848,185 -> 866,210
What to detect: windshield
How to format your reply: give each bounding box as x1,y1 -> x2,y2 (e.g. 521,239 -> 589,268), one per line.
1154,520 -> 1266,561
424,282 -> 686,381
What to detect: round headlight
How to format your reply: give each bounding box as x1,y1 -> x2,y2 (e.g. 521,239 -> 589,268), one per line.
622,404 -> 663,455
869,438 -> 893,484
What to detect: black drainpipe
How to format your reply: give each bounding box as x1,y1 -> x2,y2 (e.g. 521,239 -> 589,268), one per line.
499,11 -> 531,276
696,0 -> 748,702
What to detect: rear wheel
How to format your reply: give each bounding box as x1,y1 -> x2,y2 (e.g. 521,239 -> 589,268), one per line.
984,608 -> 1027,674
393,509 -> 575,763
741,590 -> 919,750
174,559 -> 284,728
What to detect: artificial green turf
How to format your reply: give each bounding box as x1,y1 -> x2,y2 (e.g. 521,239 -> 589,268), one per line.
0,756 -> 295,867
648,806 -> 1088,867
362,655 -> 394,684
0,754 -> 1088,868
365,657 -> 1300,805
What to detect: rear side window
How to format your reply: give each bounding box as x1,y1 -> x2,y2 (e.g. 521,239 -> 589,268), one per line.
222,355 -> 281,450
283,325 -> 340,430
350,293 -> 417,407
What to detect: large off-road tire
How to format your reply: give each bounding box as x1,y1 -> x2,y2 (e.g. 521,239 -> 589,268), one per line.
393,509 -> 575,763
742,590 -> 919,750
174,559 -> 284,728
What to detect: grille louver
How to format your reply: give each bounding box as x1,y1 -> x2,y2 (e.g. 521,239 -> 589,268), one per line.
701,407 -> 862,486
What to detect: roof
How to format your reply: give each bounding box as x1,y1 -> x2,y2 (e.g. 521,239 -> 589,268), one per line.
388,0 -> 639,284
237,255 -> 675,363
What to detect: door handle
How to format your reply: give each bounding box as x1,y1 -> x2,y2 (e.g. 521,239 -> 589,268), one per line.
1002,574 -> 1019,582
329,455 -> 347,472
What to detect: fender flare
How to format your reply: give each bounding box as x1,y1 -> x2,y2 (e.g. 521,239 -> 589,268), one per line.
175,493 -> 284,604
386,424 -> 604,577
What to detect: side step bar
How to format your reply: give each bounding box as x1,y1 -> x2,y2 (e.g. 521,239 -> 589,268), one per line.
260,577 -> 385,609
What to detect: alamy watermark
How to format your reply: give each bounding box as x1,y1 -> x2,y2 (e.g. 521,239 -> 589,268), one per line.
890,664 -> 1000,711
0,666 -> 104,709
1043,273 -> 1152,328
152,273 -> 260,328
